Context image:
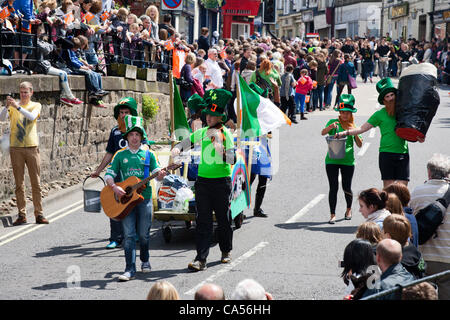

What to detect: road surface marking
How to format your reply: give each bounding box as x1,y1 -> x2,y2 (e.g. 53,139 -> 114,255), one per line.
0,200 -> 83,241
369,128 -> 376,138
0,203 -> 83,247
184,241 -> 269,296
285,194 -> 325,224
357,142 -> 371,157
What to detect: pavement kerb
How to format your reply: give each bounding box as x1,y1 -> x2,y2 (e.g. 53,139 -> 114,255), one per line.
0,177 -> 101,229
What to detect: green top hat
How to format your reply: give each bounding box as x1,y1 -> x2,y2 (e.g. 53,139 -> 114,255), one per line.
114,97 -> 138,119
122,115 -> 147,140
249,82 -> 269,98
334,94 -> 357,112
201,89 -> 233,122
376,78 -> 397,105
187,94 -> 207,113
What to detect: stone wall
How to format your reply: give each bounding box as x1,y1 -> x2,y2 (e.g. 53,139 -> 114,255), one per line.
0,74 -> 172,206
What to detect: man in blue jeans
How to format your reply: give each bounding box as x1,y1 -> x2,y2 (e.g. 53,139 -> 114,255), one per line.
104,115 -> 167,281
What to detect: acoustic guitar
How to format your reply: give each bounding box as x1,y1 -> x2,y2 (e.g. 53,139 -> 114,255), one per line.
100,163 -> 182,221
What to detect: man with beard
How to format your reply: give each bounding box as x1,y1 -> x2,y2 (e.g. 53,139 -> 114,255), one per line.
335,78 -> 424,188
91,97 -> 143,249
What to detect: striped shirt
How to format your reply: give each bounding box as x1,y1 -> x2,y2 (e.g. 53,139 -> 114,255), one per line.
409,180 -> 450,263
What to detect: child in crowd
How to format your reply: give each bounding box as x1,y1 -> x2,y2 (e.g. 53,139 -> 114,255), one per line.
294,69 -> 313,120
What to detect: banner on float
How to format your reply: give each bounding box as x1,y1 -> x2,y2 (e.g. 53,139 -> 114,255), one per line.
230,149 -> 251,219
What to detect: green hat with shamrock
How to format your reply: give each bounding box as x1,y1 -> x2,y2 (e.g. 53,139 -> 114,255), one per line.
114,97 -> 138,119
187,94 -> 208,113
334,94 -> 357,113
201,89 -> 233,122
249,82 -> 269,98
376,77 -> 397,105
122,115 -> 147,140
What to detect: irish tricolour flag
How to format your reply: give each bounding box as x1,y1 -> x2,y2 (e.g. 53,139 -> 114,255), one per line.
235,74 -> 291,138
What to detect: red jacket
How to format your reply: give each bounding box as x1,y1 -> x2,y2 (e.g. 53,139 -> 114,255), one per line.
295,76 -> 313,95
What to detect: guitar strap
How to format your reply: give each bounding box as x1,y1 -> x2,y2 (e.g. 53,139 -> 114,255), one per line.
144,149 -> 151,179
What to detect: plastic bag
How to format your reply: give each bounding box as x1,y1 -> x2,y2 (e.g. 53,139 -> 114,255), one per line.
157,174 -> 188,209
172,187 -> 194,212
395,63 -> 440,142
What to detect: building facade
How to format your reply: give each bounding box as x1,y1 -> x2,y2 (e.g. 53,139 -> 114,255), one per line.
431,0 -> 450,40
381,0 -> 433,41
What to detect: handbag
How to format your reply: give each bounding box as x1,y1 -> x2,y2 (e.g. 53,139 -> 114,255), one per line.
326,62 -> 340,85
348,74 -> 357,89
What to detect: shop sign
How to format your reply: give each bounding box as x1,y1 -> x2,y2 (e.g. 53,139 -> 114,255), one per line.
389,3 -> 409,19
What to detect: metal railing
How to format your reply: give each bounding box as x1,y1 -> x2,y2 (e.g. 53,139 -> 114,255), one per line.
360,269 -> 450,300
0,18 -> 173,80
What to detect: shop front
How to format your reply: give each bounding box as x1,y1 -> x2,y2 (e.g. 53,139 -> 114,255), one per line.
221,0 -> 261,39
432,10 -> 450,40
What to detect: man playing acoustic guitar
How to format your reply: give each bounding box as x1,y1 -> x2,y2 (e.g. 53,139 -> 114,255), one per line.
104,115 -> 167,282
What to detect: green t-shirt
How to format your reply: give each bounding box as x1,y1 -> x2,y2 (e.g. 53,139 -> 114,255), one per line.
250,69 -> 282,91
190,126 -> 234,178
105,145 -> 160,200
325,119 -> 360,166
367,108 -> 408,154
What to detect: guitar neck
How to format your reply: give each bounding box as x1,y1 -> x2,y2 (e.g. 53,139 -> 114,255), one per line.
131,171 -> 160,192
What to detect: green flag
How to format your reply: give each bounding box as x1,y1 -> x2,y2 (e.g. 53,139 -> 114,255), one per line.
170,79 -> 191,141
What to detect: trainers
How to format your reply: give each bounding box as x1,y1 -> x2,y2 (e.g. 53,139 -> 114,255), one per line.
36,215 -> 49,224
70,97 -> 83,105
60,97 -> 74,106
221,252 -> 231,263
118,271 -> 135,282
188,260 -> 207,272
13,215 -> 27,226
141,261 -> 151,273
106,241 -> 118,249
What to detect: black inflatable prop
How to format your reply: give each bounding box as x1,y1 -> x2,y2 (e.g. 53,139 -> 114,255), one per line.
395,63 -> 440,142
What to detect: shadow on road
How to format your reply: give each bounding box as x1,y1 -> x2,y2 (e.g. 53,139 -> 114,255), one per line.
434,117 -> 450,128
275,220 -> 358,235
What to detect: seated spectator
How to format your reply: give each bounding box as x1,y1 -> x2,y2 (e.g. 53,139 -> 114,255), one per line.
401,282 -> 438,300
194,283 -> 225,300
385,193 -> 404,215
409,153 -> 450,300
362,239 -> 415,300
231,279 -> 273,300
146,280 -> 179,300
382,214 -> 426,279
65,36 -> 108,107
383,182 -> 419,248
358,188 -> 391,229
341,239 -> 377,300
356,221 -> 383,251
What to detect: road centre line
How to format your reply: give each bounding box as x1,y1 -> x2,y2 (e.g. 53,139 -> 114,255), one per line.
184,241 -> 269,296
0,200 -> 83,241
0,203 -> 83,247
284,194 -> 325,224
357,142 -> 371,157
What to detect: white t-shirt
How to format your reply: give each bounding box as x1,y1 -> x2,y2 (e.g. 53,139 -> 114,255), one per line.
205,58 -> 224,89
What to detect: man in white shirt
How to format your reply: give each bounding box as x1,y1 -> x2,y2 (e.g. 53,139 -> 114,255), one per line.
409,153 -> 450,300
204,48 -> 224,89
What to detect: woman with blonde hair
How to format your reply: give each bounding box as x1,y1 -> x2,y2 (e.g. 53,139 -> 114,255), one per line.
146,281 -> 180,300
145,5 -> 159,41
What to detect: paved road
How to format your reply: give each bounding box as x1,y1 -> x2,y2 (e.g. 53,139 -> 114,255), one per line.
0,78 -> 449,300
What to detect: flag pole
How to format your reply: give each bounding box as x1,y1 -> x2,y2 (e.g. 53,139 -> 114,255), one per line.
236,72 -> 241,149
169,70 -> 175,168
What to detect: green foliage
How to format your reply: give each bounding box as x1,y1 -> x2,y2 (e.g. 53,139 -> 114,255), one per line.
141,96 -> 160,120
200,0 -> 222,9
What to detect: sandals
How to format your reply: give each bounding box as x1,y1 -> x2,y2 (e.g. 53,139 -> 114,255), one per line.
345,211 -> 352,220
329,215 -> 336,224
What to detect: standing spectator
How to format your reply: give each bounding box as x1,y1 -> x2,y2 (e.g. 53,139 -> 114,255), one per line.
388,44 -> 399,77
315,52 -> 327,111
409,153 -> 450,300
231,279 -> 273,300
358,188 -> 391,229
294,68 -> 313,120
249,58 -> 282,104
146,281 -> 180,300
195,283 -> 226,300
204,48 -> 224,89
144,5 -> 159,42
239,46 -> 252,73
1,82 -> 49,225
210,30 -> 219,47
360,40 -> 374,83
340,239 -> 376,300
335,54 -> 356,107
362,239 -> 415,300
324,49 -> 342,109
180,52 -> 196,103
422,43 -> 433,63
283,47 -> 297,69
375,38 -> 390,79
198,27 -> 210,53
280,64 -> 297,123
241,60 -> 256,84
158,14 -> 175,38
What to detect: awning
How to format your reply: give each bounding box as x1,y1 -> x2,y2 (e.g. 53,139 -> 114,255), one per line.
335,23 -> 347,30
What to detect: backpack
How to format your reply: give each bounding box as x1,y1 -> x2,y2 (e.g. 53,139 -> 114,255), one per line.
415,184 -> 450,245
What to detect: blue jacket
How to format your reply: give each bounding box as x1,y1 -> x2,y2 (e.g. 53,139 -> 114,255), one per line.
362,263 -> 415,300
404,207 -> 419,248
13,0 -> 34,32
67,50 -> 83,70
337,61 -> 356,83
